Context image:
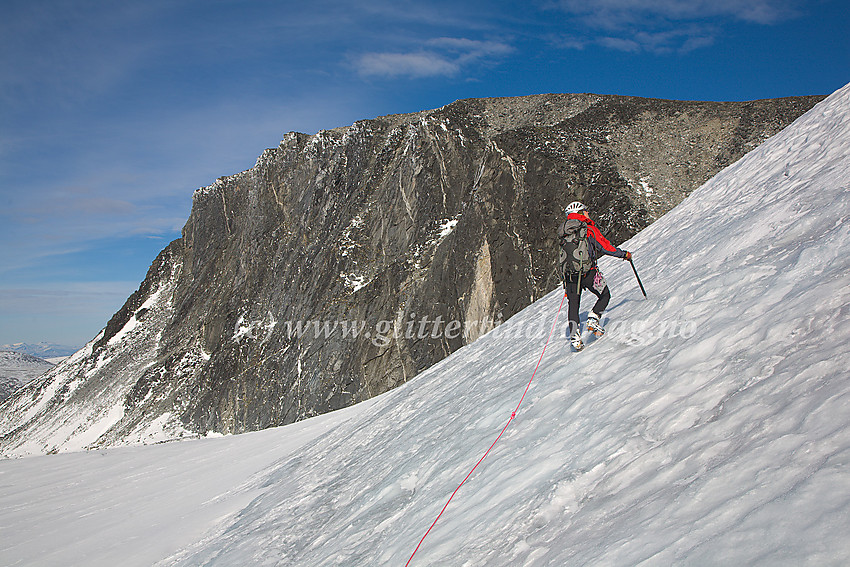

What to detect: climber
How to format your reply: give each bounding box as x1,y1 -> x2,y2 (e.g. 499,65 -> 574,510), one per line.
557,201 -> 631,351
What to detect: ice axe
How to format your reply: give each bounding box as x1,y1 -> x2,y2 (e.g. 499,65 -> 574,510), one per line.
629,257 -> 647,298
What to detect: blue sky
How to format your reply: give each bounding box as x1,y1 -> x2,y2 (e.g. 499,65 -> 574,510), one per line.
1,0 -> 848,348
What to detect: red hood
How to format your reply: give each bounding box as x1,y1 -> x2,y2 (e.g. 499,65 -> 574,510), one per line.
567,212 -> 595,227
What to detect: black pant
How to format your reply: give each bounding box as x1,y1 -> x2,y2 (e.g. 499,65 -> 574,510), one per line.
565,267 -> 610,335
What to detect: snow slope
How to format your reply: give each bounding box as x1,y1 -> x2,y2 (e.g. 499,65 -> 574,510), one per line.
0,405 -> 366,567
0,351 -> 53,403
2,81 -> 849,566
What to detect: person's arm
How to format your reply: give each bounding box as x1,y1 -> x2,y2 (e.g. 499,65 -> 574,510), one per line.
588,225 -> 629,259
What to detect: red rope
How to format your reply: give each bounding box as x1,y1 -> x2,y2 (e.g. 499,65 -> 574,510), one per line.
406,292 -> 567,566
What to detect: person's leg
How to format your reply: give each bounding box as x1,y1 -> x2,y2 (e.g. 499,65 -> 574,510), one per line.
592,287 -> 611,318
586,268 -> 610,317
581,269 -> 610,336
566,276 -> 582,337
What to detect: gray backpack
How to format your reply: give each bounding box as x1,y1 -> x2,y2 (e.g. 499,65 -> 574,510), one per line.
558,219 -> 592,280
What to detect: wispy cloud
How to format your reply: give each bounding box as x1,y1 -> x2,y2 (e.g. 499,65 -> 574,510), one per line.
353,37 -> 513,78
549,0 -> 802,53
552,0 -> 801,28
354,52 -> 461,78
597,25 -> 717,53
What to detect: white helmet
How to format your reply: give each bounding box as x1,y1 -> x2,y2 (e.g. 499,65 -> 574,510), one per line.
565,201 -> 587,216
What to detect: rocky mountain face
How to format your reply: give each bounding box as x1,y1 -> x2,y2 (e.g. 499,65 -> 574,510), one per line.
0,93 -> 824,455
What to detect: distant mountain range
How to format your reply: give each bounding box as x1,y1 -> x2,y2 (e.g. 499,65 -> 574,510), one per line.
0,342 -> 80,359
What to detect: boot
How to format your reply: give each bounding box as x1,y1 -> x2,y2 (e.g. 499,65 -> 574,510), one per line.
570,330 -> 584,351
587,312 -> 605,337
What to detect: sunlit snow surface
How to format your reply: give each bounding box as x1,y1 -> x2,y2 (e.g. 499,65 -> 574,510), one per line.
2,82 -> 850,566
